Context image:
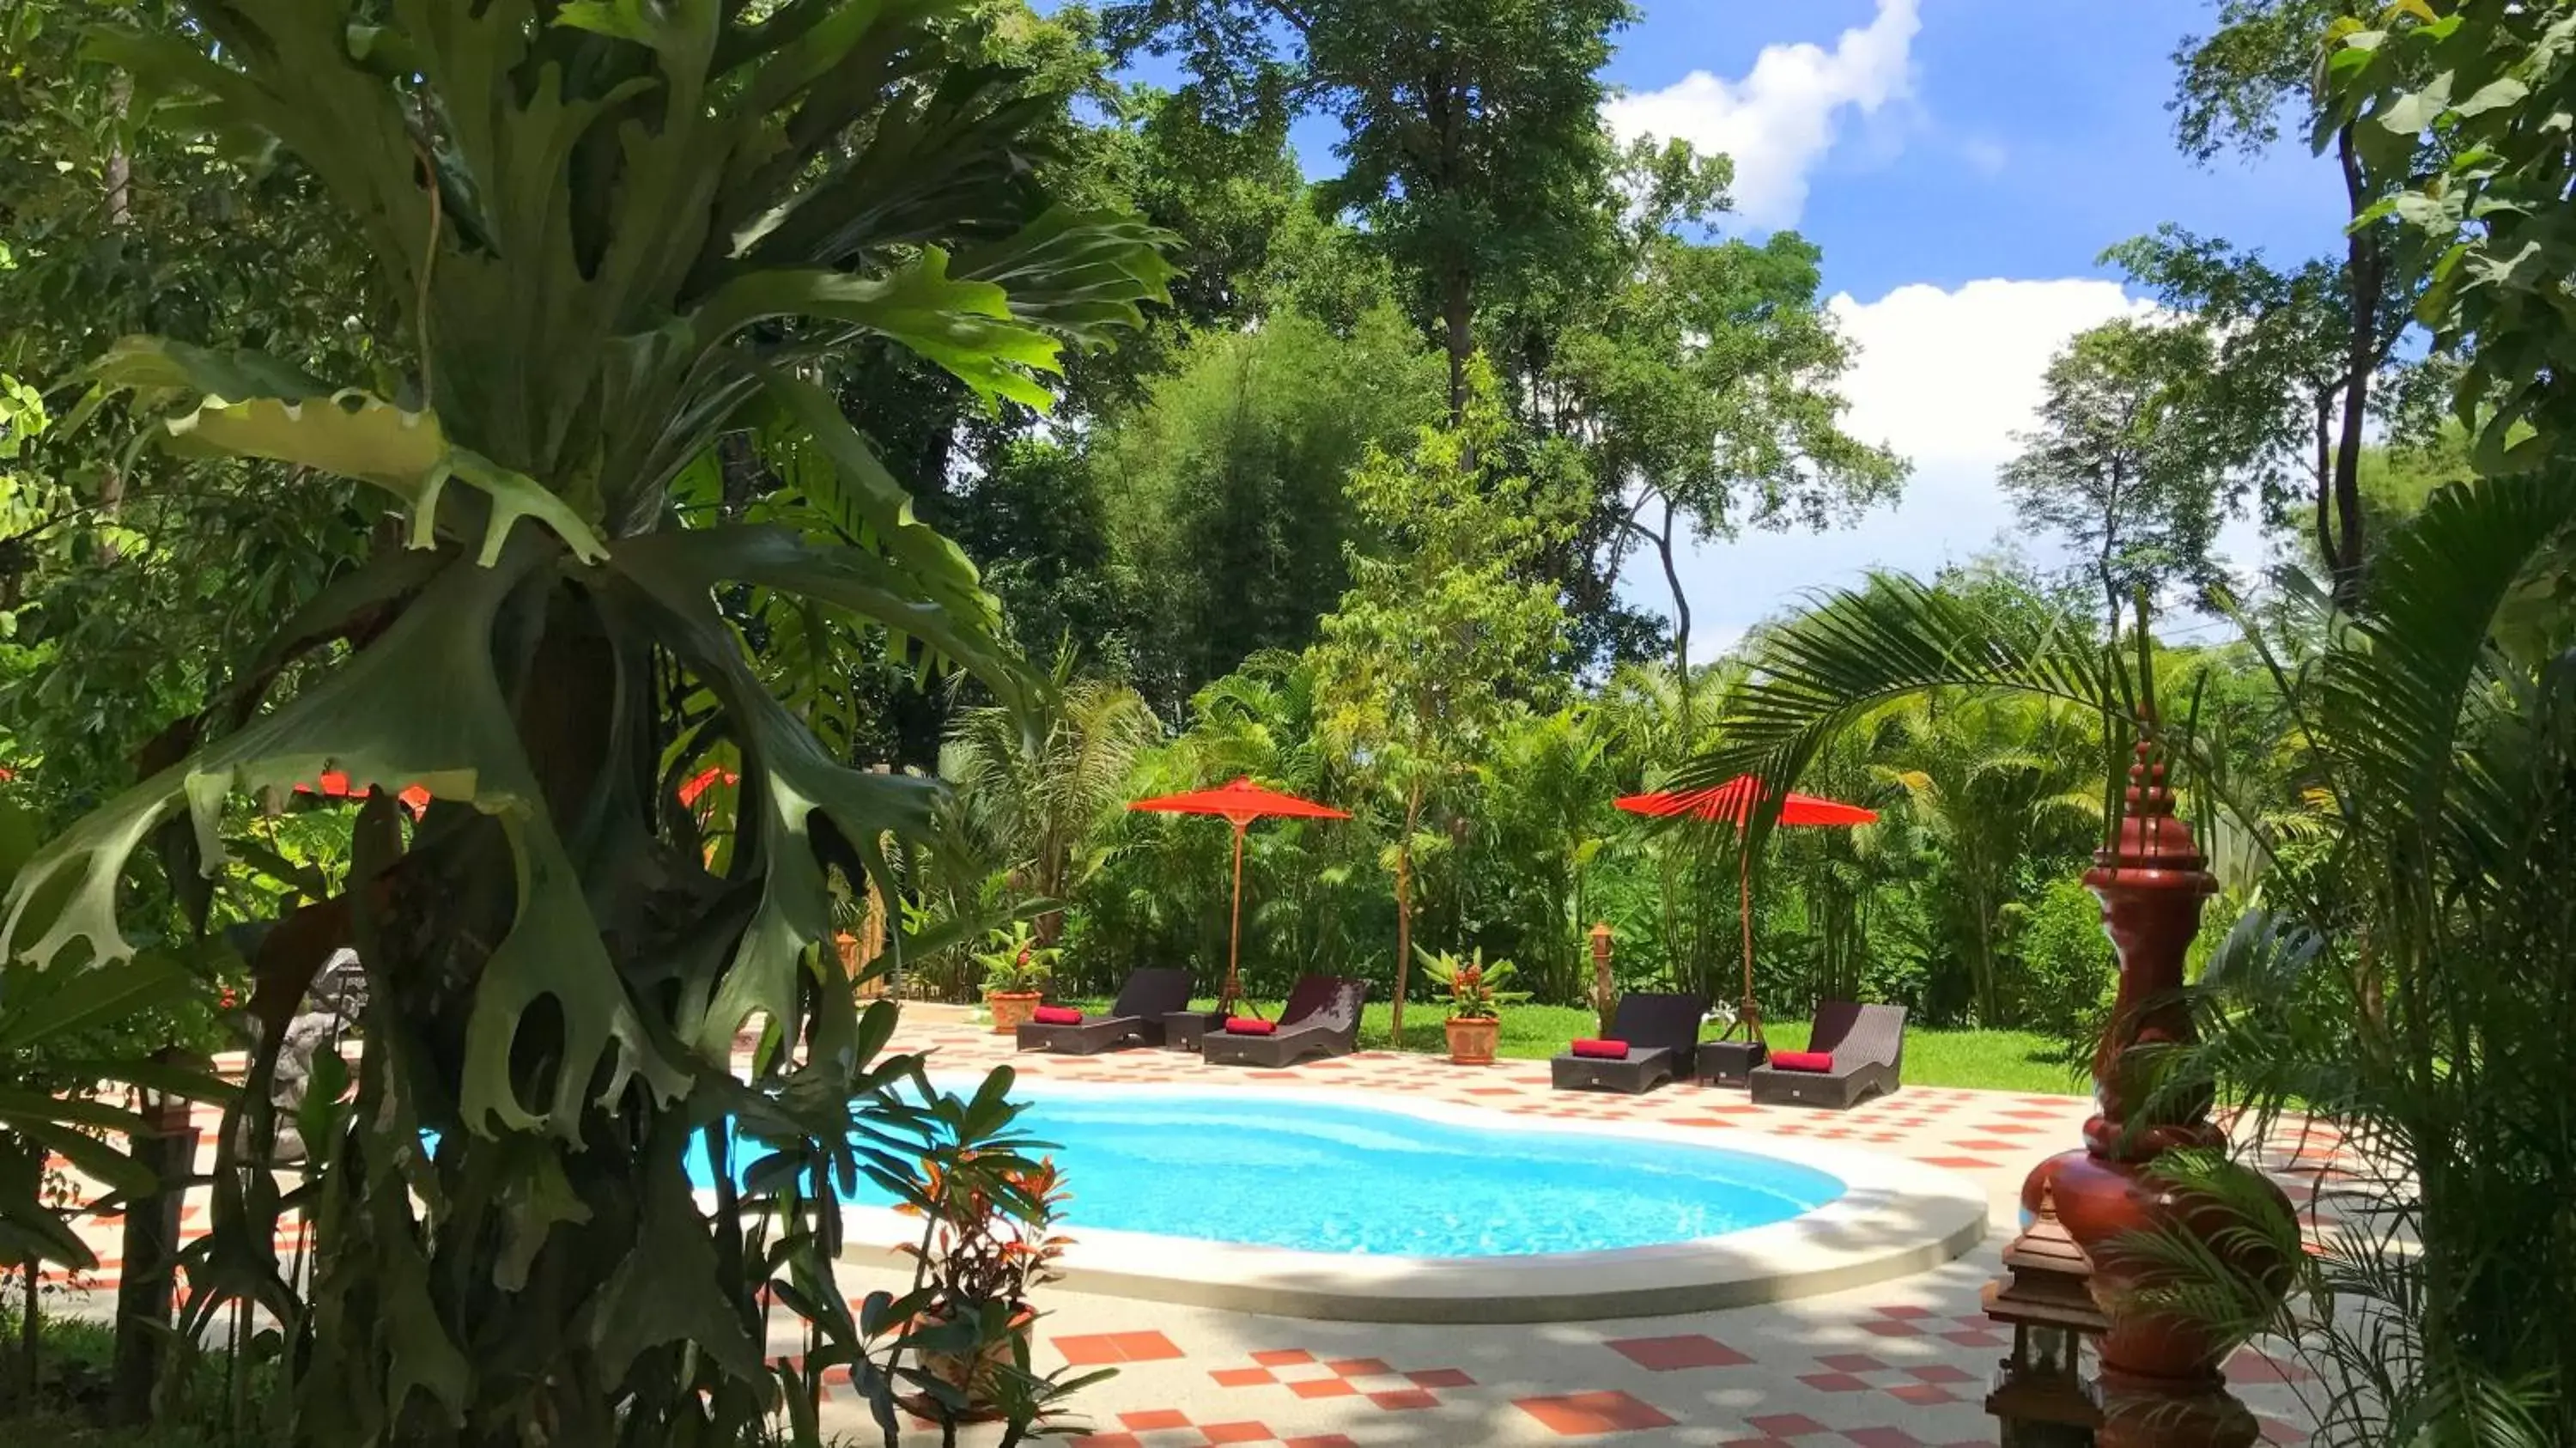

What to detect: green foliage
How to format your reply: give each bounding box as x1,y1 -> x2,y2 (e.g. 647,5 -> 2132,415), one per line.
2000,318 -> 2240,624
2012,875 -> 2117,1043
2322,0 -> 2576,469
1097,303 -> 1444,704
1554,143 -> 1905,691
974,920 -> 1058,995
1688,455 -> 2576,1440
1104,0 -> 1632,412
0,2 -> 1173,1445
1413,945 -> 1525,1021
1310,364 -> 1576,1025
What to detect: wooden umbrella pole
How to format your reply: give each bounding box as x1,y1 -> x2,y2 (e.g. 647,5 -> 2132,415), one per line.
1225,818 -> 1248,1015
1738,838 -> 1763,1044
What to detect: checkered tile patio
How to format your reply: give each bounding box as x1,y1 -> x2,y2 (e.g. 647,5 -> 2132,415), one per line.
39,1007 -> 2345,1445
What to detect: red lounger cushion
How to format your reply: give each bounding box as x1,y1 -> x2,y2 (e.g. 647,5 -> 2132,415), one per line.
1224,1017 -> 1276,1035
1569,1038 -> 1629,1060
1031,1006 -> 1083,1025
1771,1049 -> 1834,1073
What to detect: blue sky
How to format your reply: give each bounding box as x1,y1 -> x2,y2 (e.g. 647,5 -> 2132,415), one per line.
1075,1 -> 2354,652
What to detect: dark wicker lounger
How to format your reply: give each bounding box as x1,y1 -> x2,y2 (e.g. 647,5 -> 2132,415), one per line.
1748,1001 -> 1907,1109
1201,976 -> 1367,1068
1550,991 -> 1710,1094
1014,968 -> 1195,1056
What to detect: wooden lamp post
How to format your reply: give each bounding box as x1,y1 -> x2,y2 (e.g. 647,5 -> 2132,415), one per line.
1988,729 -> 2292,1448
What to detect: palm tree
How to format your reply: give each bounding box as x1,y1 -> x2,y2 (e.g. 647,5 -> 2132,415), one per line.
0,2 -> 1172,1440
1872,691 -> 2099,1025
1674,475 -> 2576,1445
943,646 -> 1161,946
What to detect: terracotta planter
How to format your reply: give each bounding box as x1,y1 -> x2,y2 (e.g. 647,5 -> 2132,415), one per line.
1444,1015 -> 1500,1065
986,989 -> 1042,1034
906,1309 -> 1034,1423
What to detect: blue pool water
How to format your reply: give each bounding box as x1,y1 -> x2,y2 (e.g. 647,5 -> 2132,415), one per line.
696,1090 -> 1844,1258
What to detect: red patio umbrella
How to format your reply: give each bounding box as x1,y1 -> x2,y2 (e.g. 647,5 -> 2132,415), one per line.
1617,776 -> 1877,1045
1129,776 -> 1351,1014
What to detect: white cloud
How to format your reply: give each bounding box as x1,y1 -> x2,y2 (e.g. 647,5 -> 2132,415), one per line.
1619,277 -> 2175,658
1827,277 -> 2156,471
1605,0 -> 1923,229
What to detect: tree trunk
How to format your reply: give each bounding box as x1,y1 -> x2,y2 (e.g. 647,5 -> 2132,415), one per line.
2332,125 -> 2383,604
17,1263 -> 37,1407
2098,459 -> 2124,634
2313,387 -> 2338,574
1656,496 -> 1693,742
1391,782 -> 1423,1040
1442,266 -> 1473,429
110,1065 -> 198,1426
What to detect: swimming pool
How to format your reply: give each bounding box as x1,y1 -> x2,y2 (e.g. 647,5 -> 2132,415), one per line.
696,1086 -> 1844,1258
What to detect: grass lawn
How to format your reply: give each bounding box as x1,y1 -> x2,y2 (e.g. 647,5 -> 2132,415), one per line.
1061,996 -> 2084,1096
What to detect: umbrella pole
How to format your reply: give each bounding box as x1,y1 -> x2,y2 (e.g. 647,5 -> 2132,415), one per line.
1738,840 -> 1763,1045
1225,818 -> 1248,1016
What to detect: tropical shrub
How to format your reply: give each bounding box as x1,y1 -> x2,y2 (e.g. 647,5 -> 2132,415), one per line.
0,3 -> 1170,1445
1415,946 -> 1526,1021
975,922 -> 1057,996
1679,475 -> 2576,1445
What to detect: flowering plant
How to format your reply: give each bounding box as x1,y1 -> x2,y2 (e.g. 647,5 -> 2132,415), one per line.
975,920 -> 1057,995
1415,946 -> 1527,1021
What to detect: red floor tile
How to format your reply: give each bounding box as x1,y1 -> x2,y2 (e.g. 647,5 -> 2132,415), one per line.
1817,1353 -> 1890,1372
1052,1334 -> 1129,1367
1198,1422 -> 1273,1445
1252,1348 -> 1315,1366
1515,1390 -> 1679,1435
1325,1356 -> 1394,1378
1289,1377 -> 1358,1399
1367,1388 -> 1441,1411
1109,1330 -> 1184,1362
1887,1382 -> 1961,1405
1846,1429 -> 1933,1448
1797,1372 -> 1871,1392
1918,1155 -> 2002,1170
1282,1437 -> 1359,1448
1606,1333 -> 1752,1371
1117,1408 -> 1190,1430
1211,1367 -> 1275,1388
1745,1411 -> 1833,1437
1405,1367 -> 1477,1389
1905,1364 -> 1976,1384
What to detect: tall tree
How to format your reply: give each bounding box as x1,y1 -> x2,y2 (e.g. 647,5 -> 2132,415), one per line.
1548,137 -> 1905,730
2103,225 -> 2434,593
1097,302 -> 1444,707
2001,319 -> 2236,629
1310,364 -> 1573,1035
2167,0 -> 2428,599
1105,0 -> 1632,421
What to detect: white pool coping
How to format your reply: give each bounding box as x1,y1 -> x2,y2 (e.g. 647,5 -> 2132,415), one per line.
832,1076 -> 1990,1324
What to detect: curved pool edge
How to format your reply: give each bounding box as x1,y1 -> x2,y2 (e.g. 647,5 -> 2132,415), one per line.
833,1078 -> 1991,1324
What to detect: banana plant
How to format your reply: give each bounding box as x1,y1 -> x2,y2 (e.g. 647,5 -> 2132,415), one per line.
0,0 -> 1171,1441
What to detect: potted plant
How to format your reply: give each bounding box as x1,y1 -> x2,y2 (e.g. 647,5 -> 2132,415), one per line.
896,1153 -> 1074,1419
975,921 -> 1055,1035
1417,946 -> 1526,1065
872,1076 -> 1106,1438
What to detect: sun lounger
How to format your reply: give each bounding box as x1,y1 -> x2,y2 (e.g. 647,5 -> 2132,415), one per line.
1748,1001 -> 1906,1109
1549,991 -> 1709,1094
1014,968 -> 1195,1056
1201,976 -> 1367,1068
